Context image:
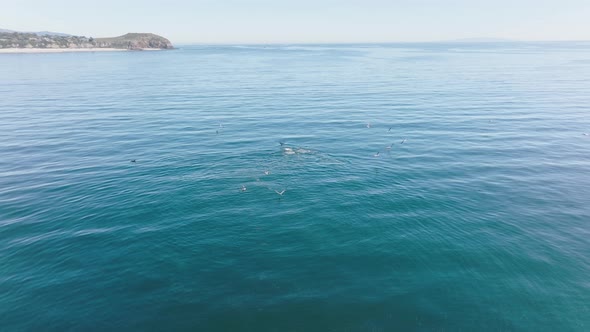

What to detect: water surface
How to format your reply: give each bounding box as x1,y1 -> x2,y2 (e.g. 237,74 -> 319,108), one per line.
1,42 -> 590,331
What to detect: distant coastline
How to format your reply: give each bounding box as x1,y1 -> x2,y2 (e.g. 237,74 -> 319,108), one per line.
0,31 -> 174,52
0,48 -> 165,54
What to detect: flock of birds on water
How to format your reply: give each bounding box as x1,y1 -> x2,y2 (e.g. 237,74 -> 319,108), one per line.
129,123 -> 590,199
126,121 -> 413,198
231,121 -> 416,198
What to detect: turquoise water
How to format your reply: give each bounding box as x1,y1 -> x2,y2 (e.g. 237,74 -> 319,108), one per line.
1,43 -> 590,331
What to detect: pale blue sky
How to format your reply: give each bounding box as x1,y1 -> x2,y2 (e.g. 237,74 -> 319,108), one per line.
2,0 -> 590,43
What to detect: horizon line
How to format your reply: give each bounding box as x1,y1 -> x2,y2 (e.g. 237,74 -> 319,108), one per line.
171,39 -> 590,45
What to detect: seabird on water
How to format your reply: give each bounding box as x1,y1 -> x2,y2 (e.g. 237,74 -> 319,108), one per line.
275,189 -> 286,196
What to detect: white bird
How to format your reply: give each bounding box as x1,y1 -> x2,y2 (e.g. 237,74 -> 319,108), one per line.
401,139 -> 407,144
386,144 -> 392,150
275,189 -> 286,196
583,133 -> 589,136
240,185 -> 247,192
374,152 -> 380,157
219,123 -> 224,128
366,123 -> 371,128
264,170 -> 270,175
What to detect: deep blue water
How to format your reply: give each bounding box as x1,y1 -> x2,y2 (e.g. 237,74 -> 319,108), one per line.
1,42 -> 590,331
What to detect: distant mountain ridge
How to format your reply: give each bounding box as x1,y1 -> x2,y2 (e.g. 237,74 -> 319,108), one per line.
0,29 -> 173,49
0,28 -> 72,37
35,31 -> 73,37
447,37 -> 517,43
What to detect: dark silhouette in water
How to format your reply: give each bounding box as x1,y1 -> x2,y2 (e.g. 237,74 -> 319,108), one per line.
130,159 -> 137,163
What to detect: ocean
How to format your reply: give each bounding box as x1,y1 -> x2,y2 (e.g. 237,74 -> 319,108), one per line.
1,42 -> 589,331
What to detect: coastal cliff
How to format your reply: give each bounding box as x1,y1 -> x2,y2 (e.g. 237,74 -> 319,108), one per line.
94,33 -> 173,49
0,32 -> 173,50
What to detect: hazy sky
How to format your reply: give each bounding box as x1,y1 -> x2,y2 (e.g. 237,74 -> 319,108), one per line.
2,0 -> 590,43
